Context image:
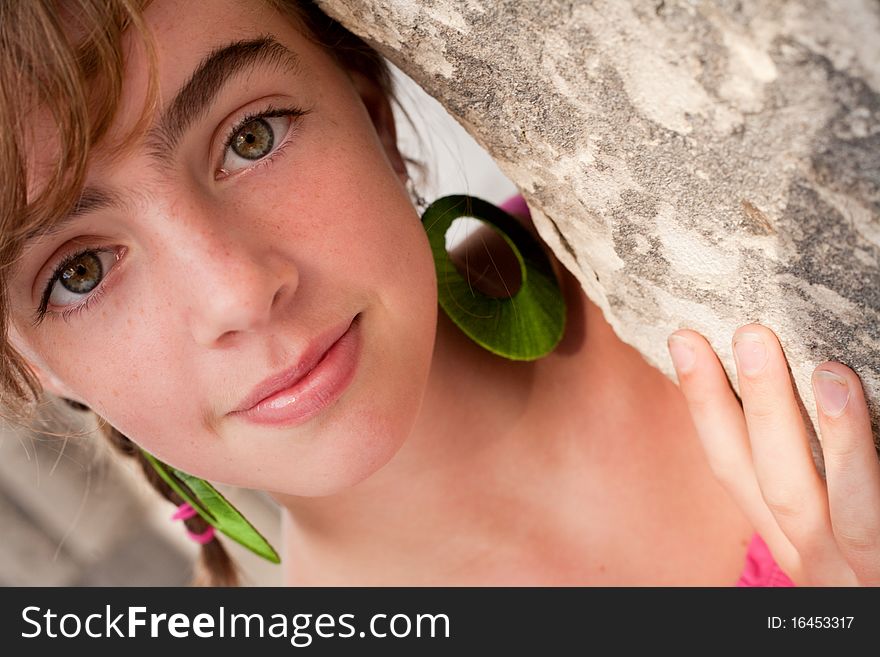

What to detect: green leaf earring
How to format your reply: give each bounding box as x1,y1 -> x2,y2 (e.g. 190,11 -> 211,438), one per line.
141,450 -> 281,564
420,194 -> 567,360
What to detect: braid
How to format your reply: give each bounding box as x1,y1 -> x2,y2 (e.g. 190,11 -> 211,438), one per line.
98,421 -> 240,586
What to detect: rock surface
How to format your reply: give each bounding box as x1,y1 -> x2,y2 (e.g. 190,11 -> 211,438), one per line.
317,0 -> 880,464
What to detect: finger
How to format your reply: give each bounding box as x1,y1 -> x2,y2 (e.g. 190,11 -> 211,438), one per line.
812,362 -> 880,585
732,324 -> 844,580
667,329 -> 799,569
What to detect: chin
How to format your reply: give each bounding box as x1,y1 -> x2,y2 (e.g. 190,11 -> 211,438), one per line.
285,322 -> 434,497
299,406 -> 416,497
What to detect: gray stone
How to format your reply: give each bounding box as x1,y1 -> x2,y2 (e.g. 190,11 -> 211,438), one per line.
0,481 -> 81,585
317,0 -> 880,465
72,527 -> 191,586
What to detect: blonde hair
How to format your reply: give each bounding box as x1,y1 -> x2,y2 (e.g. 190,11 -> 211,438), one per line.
0,0 -> 400,586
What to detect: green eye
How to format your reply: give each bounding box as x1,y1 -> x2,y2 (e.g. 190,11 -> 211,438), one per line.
218,106 -> 310,176
231,118 -> 274,160
58,251 -> 103,294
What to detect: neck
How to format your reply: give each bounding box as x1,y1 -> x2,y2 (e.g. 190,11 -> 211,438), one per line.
271,275 -> 647,584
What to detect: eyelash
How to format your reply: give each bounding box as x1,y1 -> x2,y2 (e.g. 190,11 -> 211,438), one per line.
32,246 -> 118,327
31,104 -> 309,326
217,103 -> 309,179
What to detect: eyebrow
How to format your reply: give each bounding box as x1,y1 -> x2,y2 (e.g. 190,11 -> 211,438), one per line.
147,36 -> 301,156
23,36 -> 300,245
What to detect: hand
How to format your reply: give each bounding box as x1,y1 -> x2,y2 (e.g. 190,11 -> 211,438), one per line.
667,323 -> 880,586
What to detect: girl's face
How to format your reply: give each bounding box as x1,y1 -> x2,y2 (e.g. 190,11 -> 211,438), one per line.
8,0 -> 439,496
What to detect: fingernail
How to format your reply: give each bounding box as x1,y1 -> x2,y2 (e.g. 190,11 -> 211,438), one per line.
733,332 -> 767,375
813,369 -> 850,417
667,334 -> 696,373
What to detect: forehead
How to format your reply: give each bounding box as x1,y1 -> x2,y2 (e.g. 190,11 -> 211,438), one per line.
140,0 -> 290,81
104,0 -> 297,147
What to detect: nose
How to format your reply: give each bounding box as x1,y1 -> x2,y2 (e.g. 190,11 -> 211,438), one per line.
171,214 -> 299,347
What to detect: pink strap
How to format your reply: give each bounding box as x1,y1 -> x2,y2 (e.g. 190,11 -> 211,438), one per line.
500,194 -> 531,219
737,533 -> 795,587
171,502 -> 198,520
171,502 -> 216,544
186,526 -> 216,545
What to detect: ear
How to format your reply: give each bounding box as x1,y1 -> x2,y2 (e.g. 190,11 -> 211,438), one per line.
348,70 -> 408,184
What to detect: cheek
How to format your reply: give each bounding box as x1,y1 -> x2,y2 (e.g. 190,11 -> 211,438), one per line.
96,338 -> 202,454
294,126 -> 437,311
31,303 -> 210,469
234,403 -> 414,497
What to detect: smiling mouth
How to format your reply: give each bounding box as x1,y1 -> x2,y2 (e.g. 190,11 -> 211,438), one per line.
229,313 -> 363,427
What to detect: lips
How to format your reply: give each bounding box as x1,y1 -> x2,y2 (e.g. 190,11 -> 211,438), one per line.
231,314 -> 358,414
